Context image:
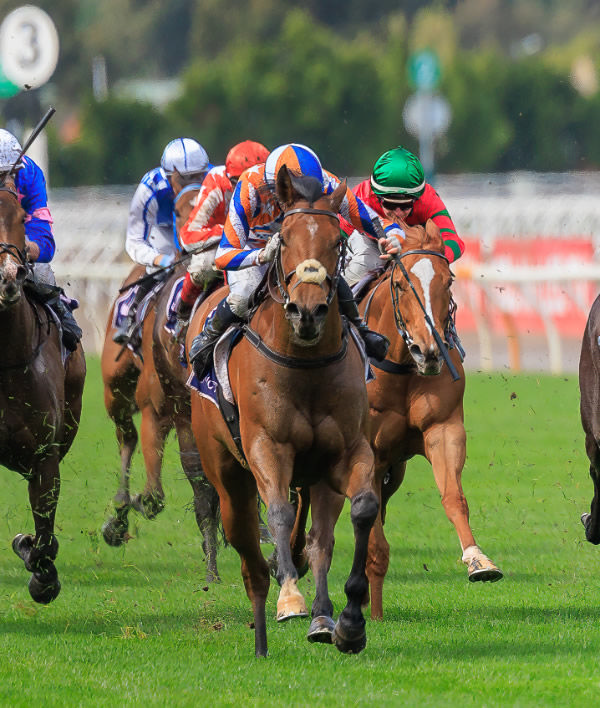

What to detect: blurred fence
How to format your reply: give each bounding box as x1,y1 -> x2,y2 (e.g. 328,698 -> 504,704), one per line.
49,173 -> 600,371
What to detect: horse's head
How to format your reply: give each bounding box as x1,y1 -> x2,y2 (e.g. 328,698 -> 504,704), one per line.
0,177 -> 29,310
391,219 -> 453,375
274,165 -> 346,346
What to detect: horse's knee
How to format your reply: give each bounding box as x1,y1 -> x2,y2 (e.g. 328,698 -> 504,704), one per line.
267,502 -> 296,534
350,491 -> 379,531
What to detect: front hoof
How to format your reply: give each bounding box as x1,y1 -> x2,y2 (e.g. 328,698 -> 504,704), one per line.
29,571 -> 61,604
307,615 -> 335,644
102,517 -> 129,546
276,586 -> 308,622
332,618 -> 367,655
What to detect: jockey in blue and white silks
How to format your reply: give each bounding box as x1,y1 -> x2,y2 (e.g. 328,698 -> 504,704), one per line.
113,137 -> 212,344
0,128 -> 81,351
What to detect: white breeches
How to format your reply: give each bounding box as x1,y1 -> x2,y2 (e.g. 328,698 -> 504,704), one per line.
188,245 -> 220,288
226,264 -> 268,317
344,230 -> 382,286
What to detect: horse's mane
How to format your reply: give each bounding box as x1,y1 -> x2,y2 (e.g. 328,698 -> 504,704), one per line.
401,219 -> 444,253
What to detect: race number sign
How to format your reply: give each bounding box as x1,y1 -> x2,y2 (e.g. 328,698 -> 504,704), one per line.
0,6 -> 59,90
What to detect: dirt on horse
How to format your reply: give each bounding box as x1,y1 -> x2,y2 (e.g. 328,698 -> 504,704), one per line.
187,167 -> 378,657
0,179 -> 86,603
358,218 -> 502,619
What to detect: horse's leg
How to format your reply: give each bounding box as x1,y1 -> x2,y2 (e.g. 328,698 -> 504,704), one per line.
290,487 -> 310,578
13,455 -> 61,603
305,482 -> 345,643
217,468 -> 271,657
332,441 -> 379,655
175,420 -> 221,582
365,459 -> 406,619
131,405 -> 169,519
247,441 -> 307,622
424,421 -> 503,582
581,434 -> 600,543
102,374 -> 139,546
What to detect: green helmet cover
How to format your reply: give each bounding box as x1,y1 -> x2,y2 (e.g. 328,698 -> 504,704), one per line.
370,147 -> 426,198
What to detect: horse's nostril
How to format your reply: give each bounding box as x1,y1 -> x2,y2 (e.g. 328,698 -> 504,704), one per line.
285,302 -> 300,319
312,304 -> 328,321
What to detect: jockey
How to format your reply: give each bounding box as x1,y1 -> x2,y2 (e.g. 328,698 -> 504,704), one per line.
0,128 -> 82,351
113,137 -> 212,344
189,142 -> 405,377
174,140 -> 270,334
344,145 -> 464,285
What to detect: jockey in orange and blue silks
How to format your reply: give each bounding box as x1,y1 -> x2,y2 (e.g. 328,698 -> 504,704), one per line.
0,128 -> 81,350
189,143 -> 402,377
176,140 -> 270,327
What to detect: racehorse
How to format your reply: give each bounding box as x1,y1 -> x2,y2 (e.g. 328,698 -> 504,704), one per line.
357,219 -> 503,618
0,178 -> 86,602
579,293 -> 600,543
100,186 -> 222,582
187,167 -> 378,657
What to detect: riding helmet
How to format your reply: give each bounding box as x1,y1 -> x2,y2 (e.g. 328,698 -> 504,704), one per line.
161,138 -> 210,176
264,143 -> 323,186
370,146 -> 426,198
225,140 -> 269,179
0,129 -> 23,172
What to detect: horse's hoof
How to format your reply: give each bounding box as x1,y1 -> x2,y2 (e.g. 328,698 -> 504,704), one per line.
582,512 -> 591,528
102,517 -> 128,547
332,619 -> 367,655
28,572 -> 61,604
132,493 -> 165,519
276,593 -> 308,622
12,533 -> 34,561
467,556 -> 503,583
307,615 -> 335,644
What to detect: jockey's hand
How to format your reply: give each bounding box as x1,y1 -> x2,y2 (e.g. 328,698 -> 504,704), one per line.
25,240 -> 40,262
257,232 -> 281,264
154,253 -> 176,268
378,235 -> 402,260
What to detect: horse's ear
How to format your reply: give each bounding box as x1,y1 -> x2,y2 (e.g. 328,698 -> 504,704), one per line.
276,165 -> 295,209
425,218 -> 443,252
329,179 -> 347,213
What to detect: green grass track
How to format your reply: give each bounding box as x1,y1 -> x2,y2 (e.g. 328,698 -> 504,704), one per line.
1,360 -> 598,706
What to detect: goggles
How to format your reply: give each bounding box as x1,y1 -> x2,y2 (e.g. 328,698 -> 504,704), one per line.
377,194 -> 415,211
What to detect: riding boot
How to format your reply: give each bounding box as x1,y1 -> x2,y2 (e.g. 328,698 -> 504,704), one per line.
23,279 -> 82,352
113,276 -> 156,344
189,298 -> 241,378
338,278 -> 389,360
52,296 -> 83,352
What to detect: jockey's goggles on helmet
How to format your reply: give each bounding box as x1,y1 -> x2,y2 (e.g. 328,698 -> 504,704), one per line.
378,194 -> 415,211
170,170 -> 207,185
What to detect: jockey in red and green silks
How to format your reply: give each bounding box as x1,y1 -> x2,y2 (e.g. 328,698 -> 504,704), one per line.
343,146 -> 464,286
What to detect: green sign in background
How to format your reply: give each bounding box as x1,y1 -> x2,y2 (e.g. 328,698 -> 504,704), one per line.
408,49 -> 441,91
0,63 -> 20,98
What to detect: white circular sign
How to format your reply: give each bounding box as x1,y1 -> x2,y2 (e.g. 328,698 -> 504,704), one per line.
0,6 -> 59,89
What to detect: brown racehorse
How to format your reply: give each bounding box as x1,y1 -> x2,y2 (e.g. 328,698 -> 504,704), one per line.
187,167 -> 378,657
579,293 -> 600,543
357,219 -> 503,618
0,179 -> 86,603
100,186 -> 222,582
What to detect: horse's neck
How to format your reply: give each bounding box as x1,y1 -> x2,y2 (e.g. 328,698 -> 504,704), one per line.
0,296 -> 39,368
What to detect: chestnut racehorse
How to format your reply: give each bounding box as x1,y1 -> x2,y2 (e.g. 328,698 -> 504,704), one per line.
187,167 -> 378,657
101,186 -> 222,582
0,179 -> 86,602
358,219 -> 503,618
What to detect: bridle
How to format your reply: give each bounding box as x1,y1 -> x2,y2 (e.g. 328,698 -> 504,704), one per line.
272,206 -> 346,308
389,248 -> 460,381
243,205 -> 350,369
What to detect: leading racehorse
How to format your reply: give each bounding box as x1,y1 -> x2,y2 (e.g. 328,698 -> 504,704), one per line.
358,219 -> 503,618
101,185 -> 222,582
0,177 -> 86,602
187,167 -> 378,657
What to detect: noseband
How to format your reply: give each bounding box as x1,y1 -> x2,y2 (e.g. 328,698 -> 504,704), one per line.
391,249 -> 460,381
273,207 -> 346,308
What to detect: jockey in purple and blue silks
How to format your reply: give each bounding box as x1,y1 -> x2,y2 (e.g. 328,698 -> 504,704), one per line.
112,137 -> 213,344
0,128 -> 82,351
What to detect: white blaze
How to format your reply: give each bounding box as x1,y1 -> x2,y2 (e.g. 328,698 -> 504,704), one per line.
410,258 -> 435,333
